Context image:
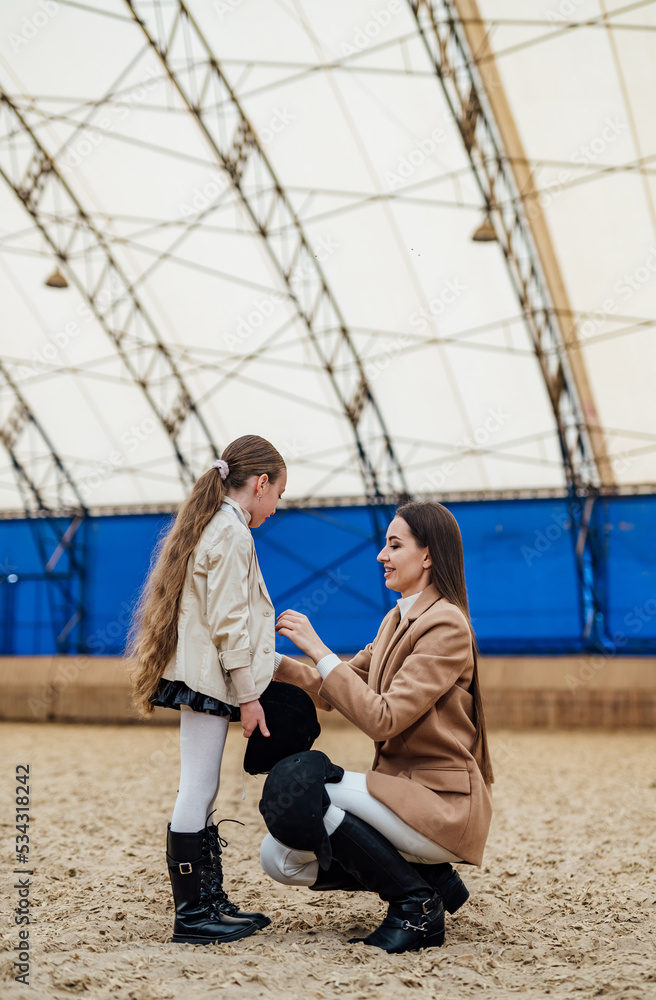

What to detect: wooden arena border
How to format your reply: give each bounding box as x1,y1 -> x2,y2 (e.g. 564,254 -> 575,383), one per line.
1,656 -> 655,728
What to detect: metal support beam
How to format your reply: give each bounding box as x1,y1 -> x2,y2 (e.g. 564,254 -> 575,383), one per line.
124,0 -> 409,503
408,0 -> 613,646
0,90 -> 220,491
1,481 -> 654,520
452,0 -> 614,488
408,0 -> 611,495
570,491 -> 611,651
0,361 -> 89,652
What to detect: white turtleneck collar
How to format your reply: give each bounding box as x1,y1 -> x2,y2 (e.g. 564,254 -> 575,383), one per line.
397,591 -> 422,620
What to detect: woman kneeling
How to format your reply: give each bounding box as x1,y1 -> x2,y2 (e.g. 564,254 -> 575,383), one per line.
261,501 -> 494,954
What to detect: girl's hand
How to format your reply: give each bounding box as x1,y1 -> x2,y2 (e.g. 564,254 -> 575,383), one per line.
240,699 -> 270,739
275,609 -> 332,663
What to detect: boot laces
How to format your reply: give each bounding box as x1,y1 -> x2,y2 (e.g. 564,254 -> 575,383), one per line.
198,865 -> 213,907
204,814 -> 246,916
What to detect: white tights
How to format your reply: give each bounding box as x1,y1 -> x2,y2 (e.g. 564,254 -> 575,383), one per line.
260,770 -> 461,887
170,707 -> 229,833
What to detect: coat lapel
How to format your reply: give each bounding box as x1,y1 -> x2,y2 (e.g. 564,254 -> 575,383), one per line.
369,607 -> 401,693
370,585 -> 442,692
253,548 -> 274,607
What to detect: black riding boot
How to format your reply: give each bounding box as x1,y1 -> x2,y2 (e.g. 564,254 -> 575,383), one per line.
410,862 -> 470,914
310,858 -> 469,911
309,857 -> 363,892
328,813 -> 445,953
166,825 -> 258,944
204,823 -> 270,930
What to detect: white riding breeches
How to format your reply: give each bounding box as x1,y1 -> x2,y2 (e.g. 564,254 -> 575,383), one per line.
260,770 -> 461,888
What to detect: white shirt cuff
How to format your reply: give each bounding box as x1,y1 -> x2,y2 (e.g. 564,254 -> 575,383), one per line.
273,652 -> 283,673
316,652 -> 342,679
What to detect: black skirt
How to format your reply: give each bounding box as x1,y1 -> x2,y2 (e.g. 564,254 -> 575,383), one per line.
150,678 -> 240,721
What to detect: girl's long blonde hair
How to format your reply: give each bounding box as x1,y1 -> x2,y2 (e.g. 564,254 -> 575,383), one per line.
127,435 -> 286,716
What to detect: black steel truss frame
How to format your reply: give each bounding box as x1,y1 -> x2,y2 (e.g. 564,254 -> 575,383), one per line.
0,90 -> 220,491
0,360 -> 88,652
124,0 -> 409,505
409,0 -> 602,493
408,0 -> 613,646
1,1 -> 649,652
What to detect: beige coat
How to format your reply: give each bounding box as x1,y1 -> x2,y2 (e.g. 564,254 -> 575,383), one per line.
162,498 -> 275,706
276,584 -> 492,865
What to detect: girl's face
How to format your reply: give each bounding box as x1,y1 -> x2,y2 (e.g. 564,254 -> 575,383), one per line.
377,516 -> 432,598
250,470 -> 287,528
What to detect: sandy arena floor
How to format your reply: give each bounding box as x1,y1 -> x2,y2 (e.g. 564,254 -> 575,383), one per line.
1,721 -> 655,1000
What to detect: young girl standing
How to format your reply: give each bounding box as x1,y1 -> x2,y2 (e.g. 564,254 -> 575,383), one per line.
129,435 -> 287,944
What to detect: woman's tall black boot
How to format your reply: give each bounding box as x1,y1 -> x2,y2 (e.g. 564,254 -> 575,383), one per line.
204,822 -> 270,930
166,825 -> 258,944
310,859 -> 468,909
410,862 -> 470,914
309,858 -> 363,892
328,812 -> 445,953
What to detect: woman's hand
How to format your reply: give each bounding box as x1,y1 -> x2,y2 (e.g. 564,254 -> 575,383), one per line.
240,699 -> 270,739
275,609 -> 332,663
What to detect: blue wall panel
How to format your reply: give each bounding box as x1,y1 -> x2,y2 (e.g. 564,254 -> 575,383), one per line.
1,519 -> 68,654
448,499 -> 581,651
1,495 -> 654,656
256,506 -> 396,655
604,497 -> 656,648
84,514 -> 173,654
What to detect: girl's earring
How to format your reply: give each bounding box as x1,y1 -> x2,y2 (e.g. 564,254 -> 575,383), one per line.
257,493 -> 262,501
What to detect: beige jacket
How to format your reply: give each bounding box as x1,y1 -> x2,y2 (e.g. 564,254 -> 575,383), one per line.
275,585 -> 492,865
162,497 -> 275,706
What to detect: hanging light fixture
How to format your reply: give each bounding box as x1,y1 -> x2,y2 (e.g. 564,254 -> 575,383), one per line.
45,267 -> 68,288
472,216 -> 497,242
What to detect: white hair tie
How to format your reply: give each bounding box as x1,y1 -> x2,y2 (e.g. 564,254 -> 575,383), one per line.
211,459 -> 229,480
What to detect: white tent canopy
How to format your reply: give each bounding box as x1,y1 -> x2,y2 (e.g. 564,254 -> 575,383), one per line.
0,0 -> 654,510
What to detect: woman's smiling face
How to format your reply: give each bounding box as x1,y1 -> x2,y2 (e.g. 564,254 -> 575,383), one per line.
377,515 -> 432,598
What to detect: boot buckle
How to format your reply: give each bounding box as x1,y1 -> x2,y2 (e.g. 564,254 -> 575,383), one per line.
422,897 -> 438,915
403,919 -> 428,933
178,862 -> 193,874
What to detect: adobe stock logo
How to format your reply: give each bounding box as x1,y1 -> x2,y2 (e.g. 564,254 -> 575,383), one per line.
409,278 -> 467,332
7,1 -> 59,52
520,509 -> 573,567
223,294 -> 284,350
339,1 -> 404,56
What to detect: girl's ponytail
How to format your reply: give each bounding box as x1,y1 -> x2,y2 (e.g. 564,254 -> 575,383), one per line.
127,435 -> 285,716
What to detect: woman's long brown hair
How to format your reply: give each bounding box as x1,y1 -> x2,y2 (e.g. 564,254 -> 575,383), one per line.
127,435 -> 286,717
396,501 -> 494,784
